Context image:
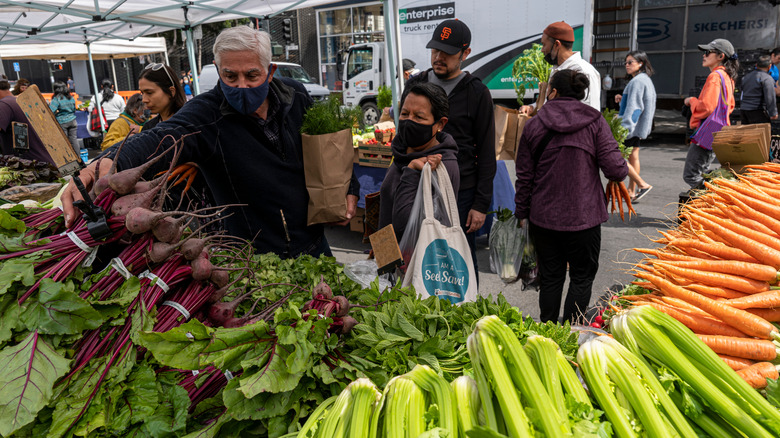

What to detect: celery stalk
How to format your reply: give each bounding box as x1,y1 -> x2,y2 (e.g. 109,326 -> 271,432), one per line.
296,395 -> 337,438
525,335 -> 565,415
405,365 -> 458,435
346,378 -> 381,438
451,376 -> 481,433
477,315 -> 569,437
474,329 -> 534,437
556,353 -> 591,407
615,306 -> 779,437
578,340 -> 639,438
467,333 -> 500,431
318,386 -> 353,438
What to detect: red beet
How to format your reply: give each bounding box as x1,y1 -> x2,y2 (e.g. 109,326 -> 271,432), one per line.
333,295 -> 350,317
191,256 -> 214,281
210,269 -> 229,288
149,241 -> 177,264
108,146 -> 175,195
111,185 -> 162,217
152,216 -> 185,244
339,316 -> 358,334
312,276 -> 333,300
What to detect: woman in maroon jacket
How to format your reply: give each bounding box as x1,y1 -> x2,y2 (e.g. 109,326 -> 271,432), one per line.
514,69 -> 628,323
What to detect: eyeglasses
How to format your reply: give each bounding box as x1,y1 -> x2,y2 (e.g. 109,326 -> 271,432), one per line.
144,63 -> 176,88
625,60 -> 638,65
703,50 -> 719,56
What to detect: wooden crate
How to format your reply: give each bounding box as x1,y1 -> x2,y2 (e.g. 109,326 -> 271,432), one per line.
358,144 -> 392,168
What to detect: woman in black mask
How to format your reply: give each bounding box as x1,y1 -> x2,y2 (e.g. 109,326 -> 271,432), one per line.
378,82 -> 460,242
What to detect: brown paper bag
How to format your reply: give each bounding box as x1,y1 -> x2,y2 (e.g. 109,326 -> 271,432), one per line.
535,82 -> 548,113
302,128 -> 354,225
494,106 -> 529,160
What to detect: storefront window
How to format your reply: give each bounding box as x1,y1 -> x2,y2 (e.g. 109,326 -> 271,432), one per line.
319,9 -> 351,35
317,2 -> 384,90
320,35 -> 353,64
353,5 -> 384,33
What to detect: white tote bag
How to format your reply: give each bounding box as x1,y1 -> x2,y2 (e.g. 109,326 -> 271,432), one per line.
402,163 -> 478,304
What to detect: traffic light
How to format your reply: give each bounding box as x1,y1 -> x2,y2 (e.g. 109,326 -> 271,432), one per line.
282,18 -> 292,44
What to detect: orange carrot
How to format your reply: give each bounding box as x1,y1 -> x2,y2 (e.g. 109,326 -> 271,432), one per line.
726,290 -> 780,309
716,190 -> 780,237
692,209 -> 780,253
696,334 -> 779,361
684,283 -> 748,300
669,238 -> 758,264
719,204 -> 780,238
745,307 -> 780,322
708,182 -> 780,224
653,261 -> 770,294
654,260 -> 778,283
710,178 -> 777,205
634,271 -> 779,340
719,354 -> 755,371
647,303 -> 750,338
633,248 -> 704,262
688,214 -> 780,268
617,182 -> 635,218
736,362 -> 780,389
654,296 -> 710,316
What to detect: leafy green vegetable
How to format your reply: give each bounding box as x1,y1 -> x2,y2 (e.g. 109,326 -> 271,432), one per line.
512,44 -> 550,105
377,85 -> 392,110
19,279 -> 105,335
602,108 -> 631,159
0,331 -> 71,436
300,95 -> 362,135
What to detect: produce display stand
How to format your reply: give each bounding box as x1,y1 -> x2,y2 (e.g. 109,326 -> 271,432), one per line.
16,85 -> 82,176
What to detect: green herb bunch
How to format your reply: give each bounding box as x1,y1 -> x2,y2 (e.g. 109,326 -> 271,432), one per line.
301,95 -> 362,135
512,44 -> 551,105
376,85 -> 392,110
602,108 -> 632,159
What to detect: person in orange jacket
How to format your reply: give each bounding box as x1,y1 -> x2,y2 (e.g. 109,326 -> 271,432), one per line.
682,38 -> 738,190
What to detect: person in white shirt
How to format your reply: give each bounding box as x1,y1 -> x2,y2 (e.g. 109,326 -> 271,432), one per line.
520,21 -> 601,115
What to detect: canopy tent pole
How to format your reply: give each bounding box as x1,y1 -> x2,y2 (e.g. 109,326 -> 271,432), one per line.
163,49 -> 170,66
86,42 -> 106,133
392,0 -> 404,102
184,28 -> 200,95
110,58 -> 118,90
382,0 -> 399,126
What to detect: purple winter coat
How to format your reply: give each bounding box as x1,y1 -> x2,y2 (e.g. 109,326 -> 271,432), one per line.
514,97 -> 628,232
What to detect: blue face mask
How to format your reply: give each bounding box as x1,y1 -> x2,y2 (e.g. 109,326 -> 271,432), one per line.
219,70 -> 272,115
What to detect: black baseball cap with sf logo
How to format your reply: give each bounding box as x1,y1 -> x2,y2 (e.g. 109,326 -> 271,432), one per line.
426,19 -> 471,55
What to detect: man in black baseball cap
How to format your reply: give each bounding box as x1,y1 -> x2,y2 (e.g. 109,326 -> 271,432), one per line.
426,19 -> 471,55
408,18 -> 495,282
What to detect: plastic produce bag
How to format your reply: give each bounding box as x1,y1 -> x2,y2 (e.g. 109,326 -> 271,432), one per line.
488,209 -> 526,283
520,229 -> 539,290
343,260 -> 392,290
398,169 -> 450,269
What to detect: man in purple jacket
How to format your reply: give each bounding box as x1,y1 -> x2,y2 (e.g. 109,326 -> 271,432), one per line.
515,70 -> 628,323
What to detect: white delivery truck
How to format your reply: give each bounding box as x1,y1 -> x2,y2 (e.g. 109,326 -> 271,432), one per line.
342,0 -> 594,125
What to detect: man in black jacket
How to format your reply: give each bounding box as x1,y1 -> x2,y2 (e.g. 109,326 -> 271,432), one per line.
62,26 -> 358,258
406,19 -> 496,279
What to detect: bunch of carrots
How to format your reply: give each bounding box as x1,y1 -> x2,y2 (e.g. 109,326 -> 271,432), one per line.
614,163 -> 780,389
605,180 -> 635,221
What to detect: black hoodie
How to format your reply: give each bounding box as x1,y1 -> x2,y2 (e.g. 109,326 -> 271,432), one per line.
103,77 -> 357,257
406,70 -> 496,213
378,131 -> 460,241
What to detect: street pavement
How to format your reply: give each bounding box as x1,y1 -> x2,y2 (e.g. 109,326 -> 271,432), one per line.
326,111 -> 696,323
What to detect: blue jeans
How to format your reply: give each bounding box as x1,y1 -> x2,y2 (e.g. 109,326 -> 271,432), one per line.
457,187 -> 479,284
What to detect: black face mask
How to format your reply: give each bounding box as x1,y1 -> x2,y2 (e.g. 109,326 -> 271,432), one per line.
397,119 -> 437,149
544,45 -> 558,66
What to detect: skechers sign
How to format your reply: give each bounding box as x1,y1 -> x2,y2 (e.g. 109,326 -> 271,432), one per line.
399,2 -> 455,34
421,238 -> 469,305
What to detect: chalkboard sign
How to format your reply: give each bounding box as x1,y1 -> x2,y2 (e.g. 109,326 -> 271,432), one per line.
12,122 -> 28,150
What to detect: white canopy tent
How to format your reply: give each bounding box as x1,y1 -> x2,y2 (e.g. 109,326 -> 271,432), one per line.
0,37 -> 167,60
0,0 -> 406,123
